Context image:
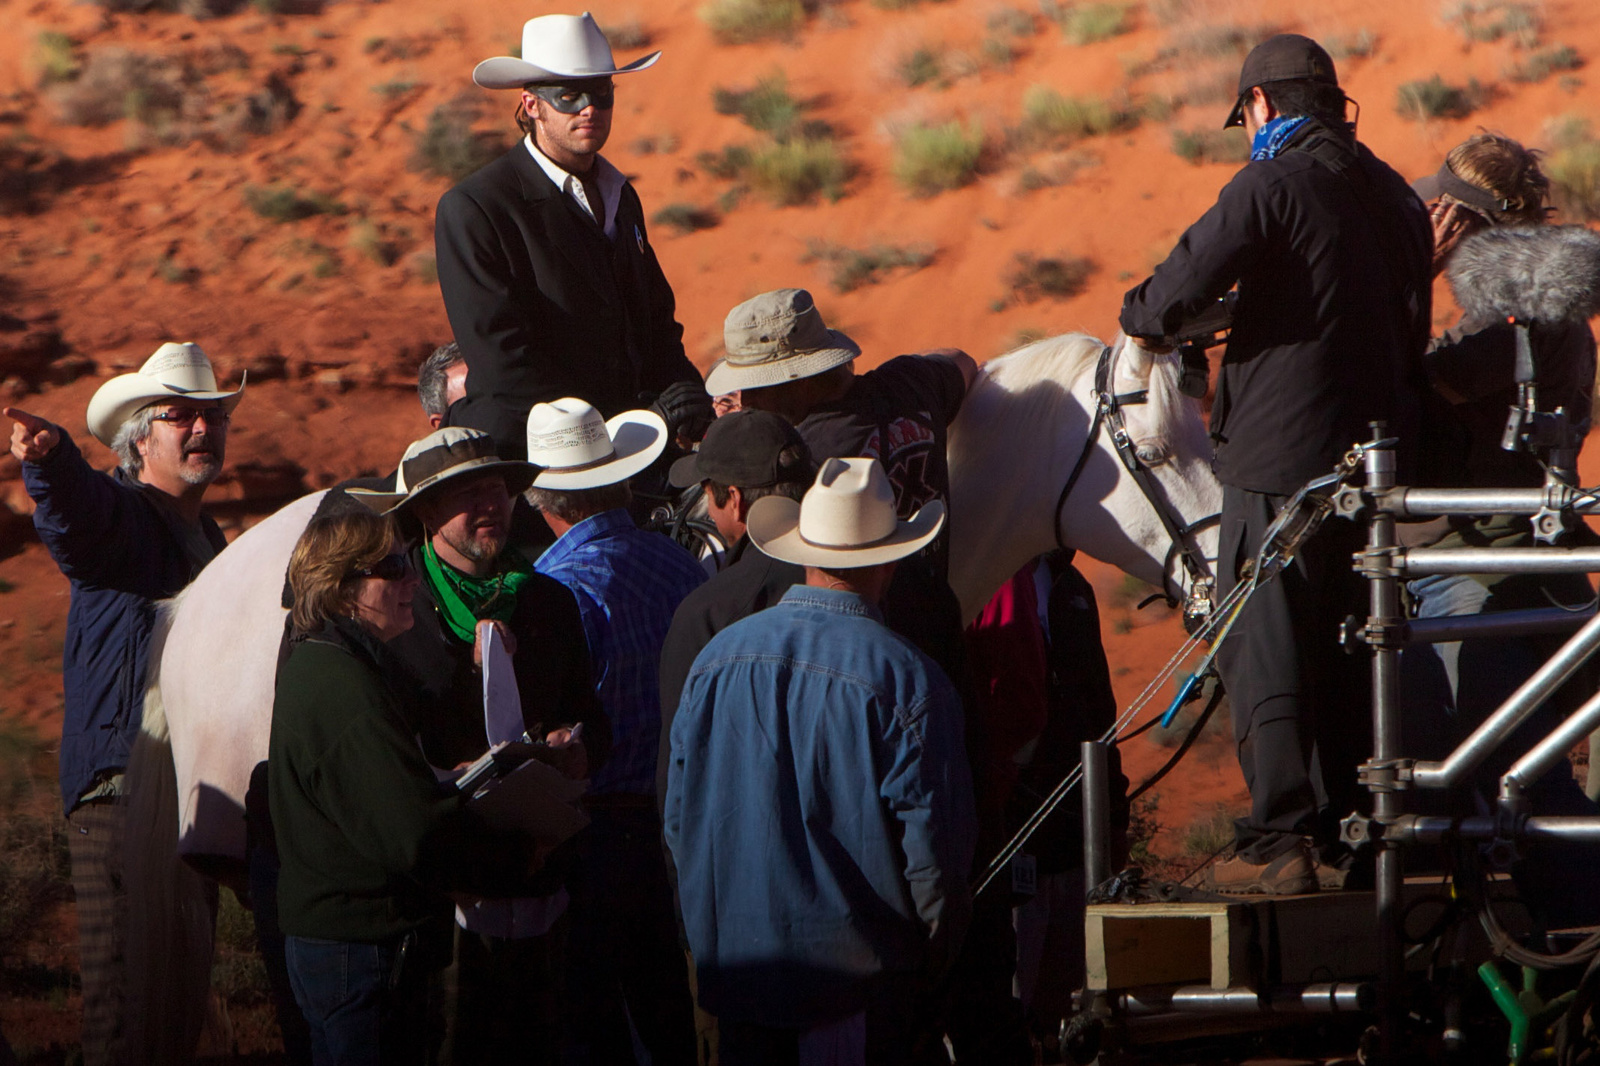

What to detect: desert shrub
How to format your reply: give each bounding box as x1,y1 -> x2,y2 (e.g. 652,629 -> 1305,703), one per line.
1395,75 -> 1485,121
1017,86 -> 1132,148
373,78 -> 420,100
897,46 -> 944,88
987,7 -> 1038,36
701,0 -> 806,45
1171,126 -> 1249,164
804,240 -> 934,292
348,219 -> 400,266
1323,28 -> 1377,59
51,47 -> 175,127
697,144 -> 755,180
1510,44 -> 1582,83
1546,116 -> 1600,222
1441,0 -> 1541,47
411,252 -> 438,283
891,120 -> 984,196
652,203 -> 720,234
34,32 -> 79,85
205,73 -> 300,148
411,99 -> 505,181
1182,805 -> 1238,858
599,19 -> 652,49
0,724 -> 70,962
211,889 -> 272,1004
749,138 -> 847,205
244,183 -> 346,222
1008,250 -> 1092,302
1057,3 -> 1129,45
713,73 -> 803,140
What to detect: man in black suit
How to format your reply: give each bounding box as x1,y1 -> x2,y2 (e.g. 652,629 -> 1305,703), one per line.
435,12 -> 712,461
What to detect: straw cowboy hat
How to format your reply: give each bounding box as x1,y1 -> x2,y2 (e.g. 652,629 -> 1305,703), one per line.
526,398 -> 666,490
473,12 -> 661,91
747,457 -> 944,569
705,288 -> 862,395
86,342 -> 246,447
348,427 -> 541,514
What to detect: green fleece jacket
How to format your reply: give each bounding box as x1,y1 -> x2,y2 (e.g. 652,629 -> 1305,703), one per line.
269,617 -> 531,943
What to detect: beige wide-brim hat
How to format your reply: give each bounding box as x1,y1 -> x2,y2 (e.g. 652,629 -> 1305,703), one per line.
704,288 -> 861,395
86,342 -> 246,446
747,457 -> 945,569
527,398 -> 667,490
474,12 -> 661,91
347,427 -> 542,514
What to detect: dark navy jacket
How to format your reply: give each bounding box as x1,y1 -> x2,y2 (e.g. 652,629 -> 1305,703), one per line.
24,431 -> 225,813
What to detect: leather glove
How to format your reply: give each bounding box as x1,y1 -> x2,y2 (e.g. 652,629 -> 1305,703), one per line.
645,381 -> 715,445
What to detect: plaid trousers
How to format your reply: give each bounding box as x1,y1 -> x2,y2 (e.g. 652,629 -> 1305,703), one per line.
67,801 -> 127,1066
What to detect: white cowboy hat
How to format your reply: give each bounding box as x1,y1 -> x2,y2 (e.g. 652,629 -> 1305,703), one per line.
86,342 -> 246,447
527,398 -> 667,490
706,288 -> 861,395
747,457 -> 945,569
473,12 -> 661,91
347,427 -> 542,514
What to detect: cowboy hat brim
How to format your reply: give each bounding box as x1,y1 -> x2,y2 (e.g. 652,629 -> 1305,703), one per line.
531,409 -> 667,490
86,372 -> 248,447
473,50 -> 660,91
346,457 -> 542,515
747,497 -> 946,569
704,333 -> 860,395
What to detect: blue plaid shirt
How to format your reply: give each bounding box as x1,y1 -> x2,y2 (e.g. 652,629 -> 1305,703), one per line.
536,509 -> 706,795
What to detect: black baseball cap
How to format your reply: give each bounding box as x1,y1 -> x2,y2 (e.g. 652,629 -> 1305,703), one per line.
668,410 -> 814,490
1224,34 -> 1340,129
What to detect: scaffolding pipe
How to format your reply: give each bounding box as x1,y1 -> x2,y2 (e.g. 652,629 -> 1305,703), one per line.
1402,547 -> 1600,576
1502,687 -> 1600,801
1404,606 -> 1594,645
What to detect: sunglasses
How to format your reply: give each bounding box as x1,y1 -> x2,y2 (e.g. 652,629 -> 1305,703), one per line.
151,406 -> 231,428
529,81 -> 615,114
352,552 -> 413,582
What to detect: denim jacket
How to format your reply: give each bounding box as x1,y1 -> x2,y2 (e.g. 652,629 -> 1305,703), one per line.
664,585 -> 976,1028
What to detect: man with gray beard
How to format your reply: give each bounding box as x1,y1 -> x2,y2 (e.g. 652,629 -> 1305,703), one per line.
7,342 -> 243,1066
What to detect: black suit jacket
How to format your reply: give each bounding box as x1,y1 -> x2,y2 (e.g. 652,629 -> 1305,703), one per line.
435,144 -> 700,459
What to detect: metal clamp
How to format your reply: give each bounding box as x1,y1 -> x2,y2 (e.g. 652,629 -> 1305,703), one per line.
1332,485 -> 1368,520
1357,758 -> 1414,793
1352,545 -> 1405,579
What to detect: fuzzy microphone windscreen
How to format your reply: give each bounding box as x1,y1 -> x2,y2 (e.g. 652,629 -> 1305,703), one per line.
1446,224 -> 1600,324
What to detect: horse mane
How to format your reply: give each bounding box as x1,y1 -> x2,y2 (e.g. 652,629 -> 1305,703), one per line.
962,331 -> 1187,454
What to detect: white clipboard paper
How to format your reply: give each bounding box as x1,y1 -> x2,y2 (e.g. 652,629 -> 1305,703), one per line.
481,621 -> 524,748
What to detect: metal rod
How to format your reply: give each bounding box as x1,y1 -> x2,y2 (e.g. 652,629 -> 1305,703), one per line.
1402,547 -> 1600,576
1502,686 -> 1600,801
1387,815 -> 1600,844
1118,982 -> 1373,1016
1082,740 -> 1110,894
1365,429 -> 1404,1061
1412,608 -> 1600,789
1404,606 -> 1594,645
1379,487 -> 1600,517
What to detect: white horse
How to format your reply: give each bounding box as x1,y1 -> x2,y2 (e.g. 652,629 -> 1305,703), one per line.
122,331 -> 1221,1061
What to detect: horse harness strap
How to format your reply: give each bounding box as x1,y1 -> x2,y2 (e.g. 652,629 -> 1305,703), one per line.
1054,346 -> 1218,612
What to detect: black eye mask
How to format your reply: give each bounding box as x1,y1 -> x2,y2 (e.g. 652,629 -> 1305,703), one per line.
530,81 -> 615,114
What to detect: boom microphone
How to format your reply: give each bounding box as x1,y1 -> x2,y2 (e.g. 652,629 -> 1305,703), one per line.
1446,224 -> 1600,324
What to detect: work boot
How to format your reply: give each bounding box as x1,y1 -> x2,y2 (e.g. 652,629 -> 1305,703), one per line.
1204,843 -> 1318,896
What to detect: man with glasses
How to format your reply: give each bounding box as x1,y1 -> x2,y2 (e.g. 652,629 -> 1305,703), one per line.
5,341 -> 243,1066
434,12 -> 712,462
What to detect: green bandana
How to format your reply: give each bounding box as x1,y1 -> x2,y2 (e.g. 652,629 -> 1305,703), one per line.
421,540 -> 538,643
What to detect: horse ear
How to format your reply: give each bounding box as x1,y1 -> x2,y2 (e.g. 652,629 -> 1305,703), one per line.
1117,332 -> 1154,378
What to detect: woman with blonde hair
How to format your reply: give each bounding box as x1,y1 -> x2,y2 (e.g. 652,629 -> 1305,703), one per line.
269,506 -> 537,1065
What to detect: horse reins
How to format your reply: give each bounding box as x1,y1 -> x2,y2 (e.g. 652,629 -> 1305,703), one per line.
1052,344 -> 1218,623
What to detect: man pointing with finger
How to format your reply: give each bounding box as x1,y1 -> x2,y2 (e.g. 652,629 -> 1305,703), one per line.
8,342 -> 242,1065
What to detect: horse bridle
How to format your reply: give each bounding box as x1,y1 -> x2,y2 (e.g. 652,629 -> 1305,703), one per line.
1052,344 -> 1219,630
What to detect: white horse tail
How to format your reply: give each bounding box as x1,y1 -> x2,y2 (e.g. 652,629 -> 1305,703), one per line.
121,592 -> 216,1065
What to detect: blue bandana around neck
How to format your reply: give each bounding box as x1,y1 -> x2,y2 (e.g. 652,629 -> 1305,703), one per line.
1250,115 -> 1311,161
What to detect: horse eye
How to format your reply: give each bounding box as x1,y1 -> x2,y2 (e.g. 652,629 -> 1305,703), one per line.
1135,442 -> 1170,465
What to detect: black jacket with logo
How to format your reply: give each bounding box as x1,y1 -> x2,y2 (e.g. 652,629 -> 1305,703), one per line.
1120,121 -> 1433,495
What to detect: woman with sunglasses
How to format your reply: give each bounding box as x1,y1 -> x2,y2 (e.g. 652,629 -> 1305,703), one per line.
269,506 -> 538,1065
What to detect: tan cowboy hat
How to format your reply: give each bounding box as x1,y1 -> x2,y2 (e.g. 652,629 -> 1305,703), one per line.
747,457 -> 945,569
347,427 -> 542,514
527,398 -> 666,490
86,342 -> 246,447
473,12 -> 661,91
705,288 -> 861,395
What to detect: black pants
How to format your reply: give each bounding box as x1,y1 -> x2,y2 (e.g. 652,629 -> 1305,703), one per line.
1215,486 -> 1371,862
